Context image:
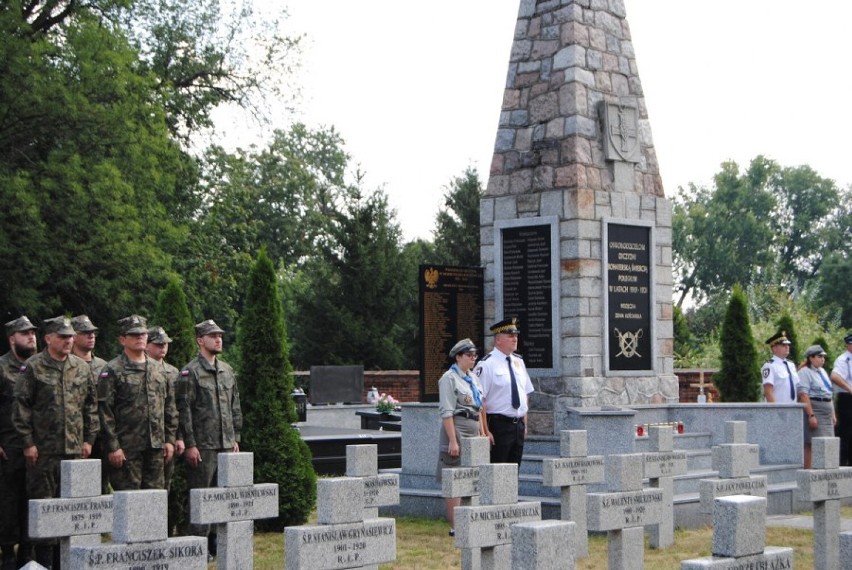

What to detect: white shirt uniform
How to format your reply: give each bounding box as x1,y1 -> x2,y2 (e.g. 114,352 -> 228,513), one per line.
474,348 -> 534,418
761,355 -> 800,404
833,351 -> 852,394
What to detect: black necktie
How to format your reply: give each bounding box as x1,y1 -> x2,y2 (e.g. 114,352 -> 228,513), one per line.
783,360 -> 795,400
507,356 -> 520,409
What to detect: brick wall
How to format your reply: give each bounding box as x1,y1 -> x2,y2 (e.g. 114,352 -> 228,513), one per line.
295,369 -> 720,404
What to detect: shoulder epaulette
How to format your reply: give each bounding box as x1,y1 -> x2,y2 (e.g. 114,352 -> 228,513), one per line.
480,353 -> 492,362
513,352 -> 524,359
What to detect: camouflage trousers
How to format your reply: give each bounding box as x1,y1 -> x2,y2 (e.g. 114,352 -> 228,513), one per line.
0,450 -> 28,545
185,448 -> 227,537
109,448 -> 165,491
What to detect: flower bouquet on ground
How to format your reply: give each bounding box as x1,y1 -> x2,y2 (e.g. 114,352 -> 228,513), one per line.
375,393 -> 399,413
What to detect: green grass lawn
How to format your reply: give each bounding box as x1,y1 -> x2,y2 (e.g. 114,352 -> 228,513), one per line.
217,513 -> 830,569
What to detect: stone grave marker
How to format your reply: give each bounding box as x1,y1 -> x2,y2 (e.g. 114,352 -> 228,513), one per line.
587,453 -> 664,570
840,531 -> 852,569
541,430 -> 604,558
285,477 -> 396,569
699,421 -> 767,513
796,436 -> 852,569
681,495 -> 793,568
442,436 -> 491,569
511,520 -> 576,570
28,459 -> 113,569
644,425 -> 687,548
189,452 -> 279,569
70,489 -> 207,569
454,463 -> 542,570
346,444 -> 400,518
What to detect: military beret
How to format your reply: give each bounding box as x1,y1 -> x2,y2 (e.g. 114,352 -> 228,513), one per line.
765,330 -> 791,346
70,314 -> 99,333
4,316 -> 37,337
490,317 -> 520,334
43,316 -> 75,336
147,326 -> 172,344
118,314 -> 148,335
195,319 -> 225,337
449,338 -> 476,358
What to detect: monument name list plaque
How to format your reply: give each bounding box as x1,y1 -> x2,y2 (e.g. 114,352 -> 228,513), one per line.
606,223 -> 652,371
500,224 -> 554,370
419,265 -> 483,401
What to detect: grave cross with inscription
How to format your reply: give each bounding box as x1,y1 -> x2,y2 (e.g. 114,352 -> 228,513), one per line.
346,444 -> 400,519
285,476 -> 397,570
644,425 -> 687,548
698,421 -> 767,514
541,430 -> 604,558
28,459 -> 113,569
189,452 -> 279,569
70,489 -> 207,569
796,437 -> 852,569
681,495 -> 793,569
454,463 -> 542,570
587,454 -> 664,570
443,437 -> 492,570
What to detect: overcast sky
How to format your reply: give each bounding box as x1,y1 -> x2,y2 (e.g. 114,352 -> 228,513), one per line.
216,1 -> 852,242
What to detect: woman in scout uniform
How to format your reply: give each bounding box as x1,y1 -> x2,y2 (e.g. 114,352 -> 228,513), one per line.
436,338 -> 491,537
798,345 -> 851,468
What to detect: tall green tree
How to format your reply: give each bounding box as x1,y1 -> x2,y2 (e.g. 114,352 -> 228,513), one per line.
237,248 -> 315,529
432,167 -> 483,266
152,277 -> 196,367
775,313 -> 801,365
714,285 -> 762,402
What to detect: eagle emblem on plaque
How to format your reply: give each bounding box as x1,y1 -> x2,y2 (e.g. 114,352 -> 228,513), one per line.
601,102 -> 641,163
424,267 -> 439,289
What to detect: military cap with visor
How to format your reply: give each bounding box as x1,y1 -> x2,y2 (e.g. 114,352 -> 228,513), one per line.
118,314 -> 148,335
804,345 -> 827,358
845,333 -> 852,345
147,326 -> 173,345
43,316 -> 75,336
490,317 -> 520,334
765,330 -> 791,346
5,315 -> 37,337
449,338 -> 477,358
195,319 -> 225,337
70,314 -> 99,333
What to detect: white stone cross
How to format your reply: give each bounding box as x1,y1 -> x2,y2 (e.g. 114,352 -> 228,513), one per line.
542,430 -> 604,558
644,425 -> 688,548
346,444 -> 400,518
698,421 -> 767,513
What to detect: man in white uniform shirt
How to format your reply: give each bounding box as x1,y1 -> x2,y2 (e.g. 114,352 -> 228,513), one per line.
832,333 -> 852,464
474,318 -> 534,465
761,330 -> 799,404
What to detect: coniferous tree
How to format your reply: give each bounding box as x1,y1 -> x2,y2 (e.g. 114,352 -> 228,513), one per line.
673,305 -> 693,363
153,277 -> 196,367
715,285 -> 762,402
152,276 -> 195,535
238,248 -> 315,529
775,313 -> 801,365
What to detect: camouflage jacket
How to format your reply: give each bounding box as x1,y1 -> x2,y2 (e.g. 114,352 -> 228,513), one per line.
98,353 -> 178,452
155,359 -> 183,441
177,355 -> 242,450
0,351 -> 25,449
13,352 -> 99,454
87,355 -> 108,379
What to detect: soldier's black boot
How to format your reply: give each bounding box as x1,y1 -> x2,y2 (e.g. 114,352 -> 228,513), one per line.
1,544 -> 16,570
34,544 -> 53,568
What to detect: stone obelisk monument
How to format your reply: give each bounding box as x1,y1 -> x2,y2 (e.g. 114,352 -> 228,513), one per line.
481,0 -> 678,434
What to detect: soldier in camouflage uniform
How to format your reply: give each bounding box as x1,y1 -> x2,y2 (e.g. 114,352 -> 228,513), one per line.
177,319 -> 242,557
97,315 -> 177,490
0,316 -> 37,569
71,314 -> 111,494
146,327 -> 184,485
13,316 -> 99,568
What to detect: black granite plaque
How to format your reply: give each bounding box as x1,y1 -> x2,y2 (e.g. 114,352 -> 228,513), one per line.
310,365 -> 365,404
501,225 -> 554,369
607,223 -> 652,371
419,265 -> 484,402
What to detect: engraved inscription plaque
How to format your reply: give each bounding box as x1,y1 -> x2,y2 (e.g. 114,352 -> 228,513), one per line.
606,223 -> 652,371
419,265 -> 484,401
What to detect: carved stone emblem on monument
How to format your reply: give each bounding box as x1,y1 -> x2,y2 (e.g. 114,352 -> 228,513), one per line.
601,103 -> 641,163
